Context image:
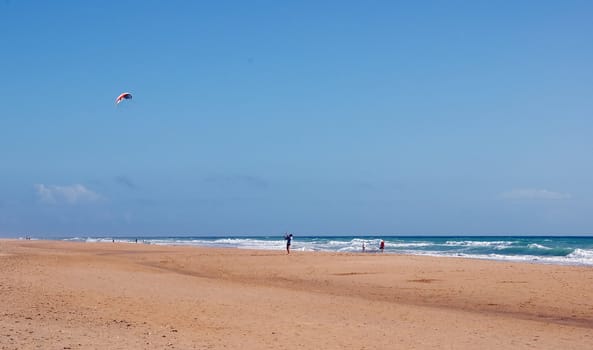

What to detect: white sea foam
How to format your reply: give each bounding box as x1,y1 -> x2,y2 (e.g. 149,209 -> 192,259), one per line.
85,237 -> 117,243
62,237 -> 86,241
391,242 -> 432,248
430,252 -> 593,266
528,243 -> 551,250
151,238 -> 285,250
567,249 -> 593,261
445,240 -> 513,247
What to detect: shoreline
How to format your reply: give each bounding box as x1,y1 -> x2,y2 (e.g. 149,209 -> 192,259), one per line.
1,239 -> 593,349
3,236 -> 593,267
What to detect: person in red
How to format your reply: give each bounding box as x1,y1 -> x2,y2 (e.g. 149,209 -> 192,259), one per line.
379,239 -> 385,252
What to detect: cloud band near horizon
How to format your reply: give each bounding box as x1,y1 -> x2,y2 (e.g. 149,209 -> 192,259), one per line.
34,184 -> 102,204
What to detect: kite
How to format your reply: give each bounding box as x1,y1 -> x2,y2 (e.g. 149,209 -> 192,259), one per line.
115,92 -> 132,105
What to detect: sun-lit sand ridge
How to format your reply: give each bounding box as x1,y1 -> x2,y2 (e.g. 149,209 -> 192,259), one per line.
1,239 -> 592,349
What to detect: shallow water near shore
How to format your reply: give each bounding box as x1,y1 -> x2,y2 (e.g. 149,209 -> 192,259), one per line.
50,235 -> 593,266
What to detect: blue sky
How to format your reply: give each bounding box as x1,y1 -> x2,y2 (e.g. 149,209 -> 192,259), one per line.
1,1 -> 592,237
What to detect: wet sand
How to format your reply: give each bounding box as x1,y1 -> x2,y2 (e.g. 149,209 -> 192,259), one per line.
1,239 -> 592,349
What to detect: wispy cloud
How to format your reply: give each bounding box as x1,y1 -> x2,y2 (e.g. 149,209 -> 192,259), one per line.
115,175 -> 136,189
498,188 -> 572,200
34,184 -> 102,204
203,174 -> 269,189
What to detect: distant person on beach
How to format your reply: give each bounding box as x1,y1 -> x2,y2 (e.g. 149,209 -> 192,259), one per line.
362,242 -> 366,252
379,240 -> 385,252
284,233 -> 293,254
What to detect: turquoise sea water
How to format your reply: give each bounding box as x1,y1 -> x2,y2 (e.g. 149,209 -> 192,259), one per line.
55,235 -> 593,266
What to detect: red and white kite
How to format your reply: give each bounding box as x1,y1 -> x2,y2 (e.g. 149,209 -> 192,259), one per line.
115,92 -> 133,105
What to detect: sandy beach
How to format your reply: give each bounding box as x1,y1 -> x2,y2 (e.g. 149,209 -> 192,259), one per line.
1,240 -> 592,349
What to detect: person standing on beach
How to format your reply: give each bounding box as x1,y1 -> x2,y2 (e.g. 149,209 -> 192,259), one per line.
285,233 -> 293,254
379,239 -> 385,253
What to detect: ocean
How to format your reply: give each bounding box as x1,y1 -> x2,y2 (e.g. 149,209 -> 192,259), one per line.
55,235 -> 593,267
